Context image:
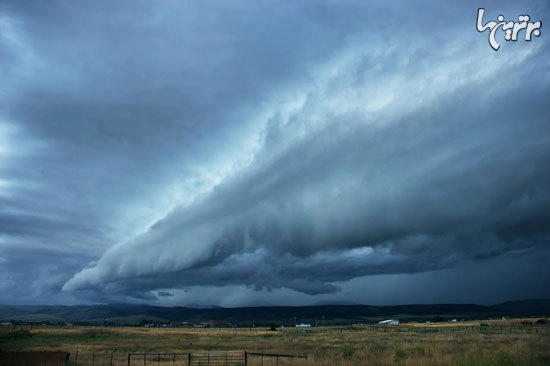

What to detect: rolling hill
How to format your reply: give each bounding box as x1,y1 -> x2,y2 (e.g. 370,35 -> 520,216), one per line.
0,299 -> 548,326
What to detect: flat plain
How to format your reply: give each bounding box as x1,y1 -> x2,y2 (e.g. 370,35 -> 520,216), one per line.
1,319 -> 549,365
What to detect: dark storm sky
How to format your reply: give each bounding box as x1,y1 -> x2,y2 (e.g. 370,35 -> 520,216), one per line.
0,0 -> 549,306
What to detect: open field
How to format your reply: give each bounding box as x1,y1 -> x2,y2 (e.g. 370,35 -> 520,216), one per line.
1,319 -> 549,365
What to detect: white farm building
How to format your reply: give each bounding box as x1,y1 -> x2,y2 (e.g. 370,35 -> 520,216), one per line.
378,319 -> 399,325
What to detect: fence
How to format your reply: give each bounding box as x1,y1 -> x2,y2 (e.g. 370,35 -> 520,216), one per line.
125,351 -> 306,365
128,351 -> 245,365
71,351 -> 130,365
245,352 -> 307,365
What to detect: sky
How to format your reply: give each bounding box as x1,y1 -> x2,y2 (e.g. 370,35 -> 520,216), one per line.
0,0 -> 549,307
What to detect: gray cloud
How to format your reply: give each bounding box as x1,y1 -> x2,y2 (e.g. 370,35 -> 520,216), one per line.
0,0 -> 548,305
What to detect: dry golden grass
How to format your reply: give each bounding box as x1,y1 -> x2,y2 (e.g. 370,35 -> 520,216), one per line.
1,319 -> 549,365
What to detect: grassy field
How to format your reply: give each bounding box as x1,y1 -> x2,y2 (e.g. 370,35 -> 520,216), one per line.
1,319 -> 549,365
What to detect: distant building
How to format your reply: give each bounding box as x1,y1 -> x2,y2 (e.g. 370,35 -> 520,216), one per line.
208,320 -> 232,328
378,319 -> 399,325
170,321 -> 191,328
296,323 -> 311,327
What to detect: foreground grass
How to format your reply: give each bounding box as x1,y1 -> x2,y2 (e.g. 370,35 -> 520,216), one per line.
0,319 -> 549,365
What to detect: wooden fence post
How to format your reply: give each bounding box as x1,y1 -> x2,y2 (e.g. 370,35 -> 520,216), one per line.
188,353 -> 191,366
127,353 -> 131,366
75,351 -> 79,365
110,352 -> 114,366
144,352 -> 147,366
244,351 -> 247,365
92,351 -> 95,366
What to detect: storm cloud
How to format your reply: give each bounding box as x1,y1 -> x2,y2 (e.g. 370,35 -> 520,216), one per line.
1,0 -> 549,306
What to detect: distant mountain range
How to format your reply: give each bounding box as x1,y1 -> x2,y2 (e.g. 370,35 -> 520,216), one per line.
0,299 -> 548,326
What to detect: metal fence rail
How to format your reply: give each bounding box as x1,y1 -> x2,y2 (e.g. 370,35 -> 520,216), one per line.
72,351 -> 131,365
128,352 -> 191,365
245,352 -> 307,366
191,351 -> 244,364
66,351 -> 308,365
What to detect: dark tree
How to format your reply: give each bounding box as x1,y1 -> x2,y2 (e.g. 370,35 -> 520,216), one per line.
267,322 -> 280,331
